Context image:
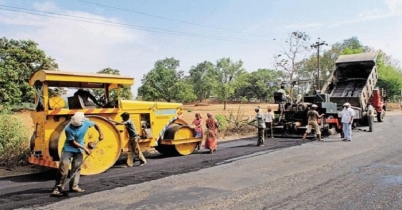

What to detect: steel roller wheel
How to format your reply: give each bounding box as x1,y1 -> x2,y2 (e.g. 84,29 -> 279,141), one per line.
155,123 -> 196,156
50,116 -> 121,175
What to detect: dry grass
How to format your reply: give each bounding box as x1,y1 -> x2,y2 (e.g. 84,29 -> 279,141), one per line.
181,103 -> 277,123
15,102 -> 401,137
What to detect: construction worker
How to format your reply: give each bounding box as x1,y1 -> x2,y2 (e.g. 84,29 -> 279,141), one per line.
264,107 -> 275,138
249,106 -> 266,146
277,85 -> 288,101
302,104 -> 324,141
109,112 -> 147,167
51,112 -> 104,195
74,89 -> 102,107
311,84 -> 319,95
367,102 -> 374,132
341,102 -> 355,142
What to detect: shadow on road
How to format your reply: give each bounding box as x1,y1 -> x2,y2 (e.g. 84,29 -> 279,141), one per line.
0,169 -> 56,183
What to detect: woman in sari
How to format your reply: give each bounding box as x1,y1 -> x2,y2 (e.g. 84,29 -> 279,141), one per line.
191,113 -> 203,150
205,113 -> 218,154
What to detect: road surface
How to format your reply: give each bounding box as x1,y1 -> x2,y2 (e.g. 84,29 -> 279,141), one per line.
2,114 -> 402,210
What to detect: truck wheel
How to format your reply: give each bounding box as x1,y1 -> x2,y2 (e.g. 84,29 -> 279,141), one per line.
377,111 -> 384,122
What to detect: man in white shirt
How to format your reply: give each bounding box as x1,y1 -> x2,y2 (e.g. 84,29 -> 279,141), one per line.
277,86 -> 290,102
341,102 -> 355,142
265,107 -> 275,138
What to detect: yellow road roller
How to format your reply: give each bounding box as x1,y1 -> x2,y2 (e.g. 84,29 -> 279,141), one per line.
28,70 -> 201,175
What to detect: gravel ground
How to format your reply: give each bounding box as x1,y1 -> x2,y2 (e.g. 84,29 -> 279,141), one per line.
18,114 -> 402,210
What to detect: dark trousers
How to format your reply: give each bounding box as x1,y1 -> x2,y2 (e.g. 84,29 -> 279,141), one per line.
265,122 -> 273,137
258,128 -> 265,145
55,151 -> 83,190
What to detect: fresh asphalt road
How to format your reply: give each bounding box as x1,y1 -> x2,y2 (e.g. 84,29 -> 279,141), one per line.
4,113 -> 402,210
1,125 -> 302,210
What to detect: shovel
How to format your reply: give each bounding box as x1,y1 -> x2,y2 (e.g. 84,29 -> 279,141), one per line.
51,141 -> 99,197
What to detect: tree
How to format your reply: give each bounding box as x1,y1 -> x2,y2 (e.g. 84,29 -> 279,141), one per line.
188,61 -> 215,102
213,58 -> 245,110
273,31 -> 310,81
138,58 -> 196,102
234,69 -> 284,102
170,80 -> 197,103
376,51 -> 402,100
91,68 -> 133,104
0,37 -> 58,105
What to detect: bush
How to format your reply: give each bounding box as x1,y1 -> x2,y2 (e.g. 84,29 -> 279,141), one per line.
240,97 -> 248,104
0,109 -> 30,168
215,114 -> 229,130
227,106 -> 250,128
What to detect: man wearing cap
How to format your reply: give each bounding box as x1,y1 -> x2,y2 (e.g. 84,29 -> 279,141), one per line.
51,112 -> 104,195
249,106 -> 266,146
265,107 -> 275,138
108,112 -> 147,167
302,104 -> 324,141
341,102 -> 355,142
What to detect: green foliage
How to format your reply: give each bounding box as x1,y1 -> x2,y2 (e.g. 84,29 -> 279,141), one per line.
188,61 -> 215,102
90,68 -> 133,104
234,69 -> 284,101
187,108 -> 193,112
138,58 -> 196,102
240,96 -> 248,103
0,109 -> 30,168
0,37 -> 58,105
213,58 -> 246,110
214,114 -> 228,130
376,51 -> 402,100
170,80 -> 197,103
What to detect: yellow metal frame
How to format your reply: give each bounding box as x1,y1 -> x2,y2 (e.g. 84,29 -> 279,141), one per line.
28,70 -> 201,175
29,70 -> 134,88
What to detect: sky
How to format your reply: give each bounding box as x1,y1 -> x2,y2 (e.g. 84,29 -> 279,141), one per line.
1,0 -> 401,97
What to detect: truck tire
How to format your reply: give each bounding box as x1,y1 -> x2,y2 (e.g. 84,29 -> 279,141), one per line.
377,111 -> 384,122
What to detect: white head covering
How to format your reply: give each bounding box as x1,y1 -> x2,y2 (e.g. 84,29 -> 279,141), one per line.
71,112 -> 86,126
311,104 -> 318,108
343,102 -> 351,107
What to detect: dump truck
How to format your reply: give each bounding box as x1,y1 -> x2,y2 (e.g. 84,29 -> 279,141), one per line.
28,70 -> 201,175
321,52 -> 385,128
270,52 -> 384,138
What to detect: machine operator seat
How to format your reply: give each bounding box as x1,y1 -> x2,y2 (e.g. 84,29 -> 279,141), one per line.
68,95 -> 97,109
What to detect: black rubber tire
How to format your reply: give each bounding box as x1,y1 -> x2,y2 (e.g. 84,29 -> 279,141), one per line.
377,111 -> 384,122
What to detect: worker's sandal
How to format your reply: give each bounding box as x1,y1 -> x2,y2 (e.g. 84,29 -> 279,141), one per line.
70,187 -> 85,193
51,188 -> 61,195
